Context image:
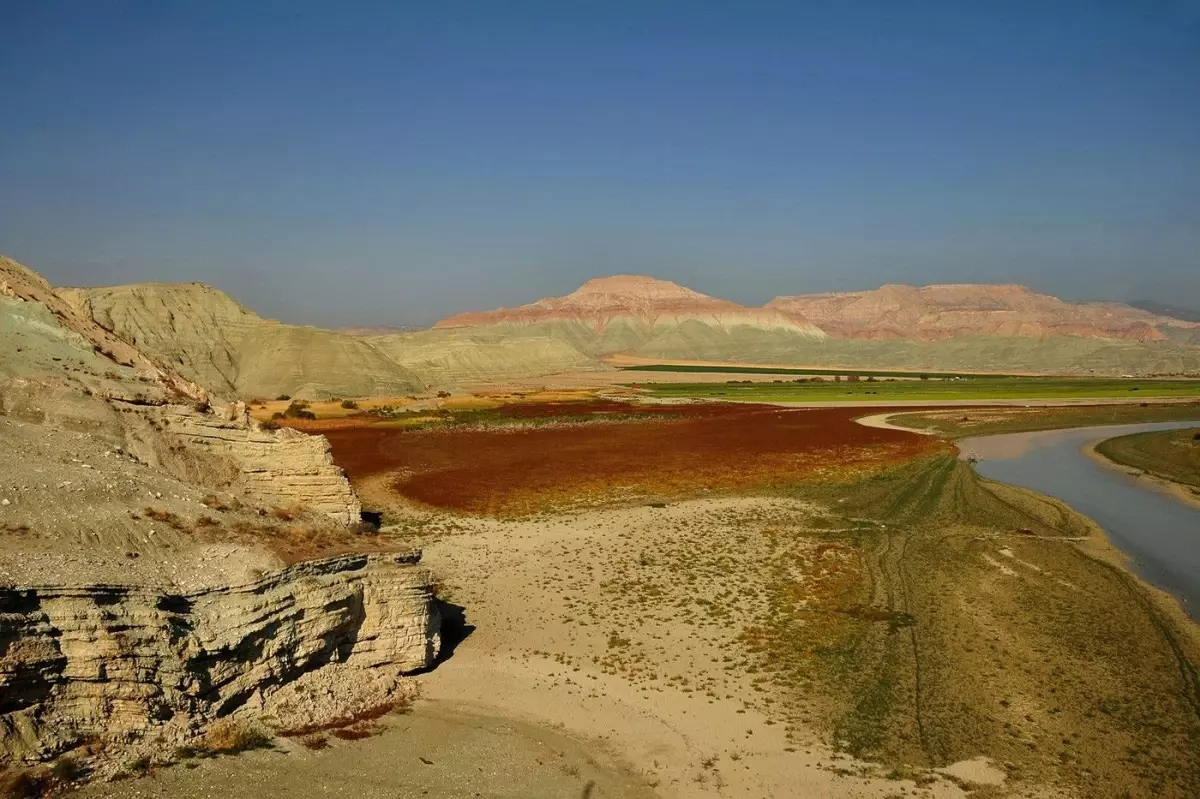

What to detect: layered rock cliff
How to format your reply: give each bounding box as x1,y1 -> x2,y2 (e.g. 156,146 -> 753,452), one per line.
0,552 -> 439,761
1,256 -> 442,772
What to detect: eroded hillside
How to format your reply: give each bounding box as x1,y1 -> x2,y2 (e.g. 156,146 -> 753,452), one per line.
0,257 -> 441,781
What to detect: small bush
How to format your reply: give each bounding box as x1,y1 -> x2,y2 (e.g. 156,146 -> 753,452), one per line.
436,390 -> 451,398
283,401 -> 317,420
330,724 -> 381,741
275,394 -> 291,401
340,399 -> 358,409
195,515 -> 220,528
143,507 -> 187,531
0,767 -> 50,798
299,735 -> 329,750
260,418 -> 280,430
203,721 -> 273,754
122,755 -> 152,776
50,755 -> 83,783
200,494 -> 233,512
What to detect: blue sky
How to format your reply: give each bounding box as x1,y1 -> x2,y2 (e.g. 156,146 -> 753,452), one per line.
2,1 -> 1198,325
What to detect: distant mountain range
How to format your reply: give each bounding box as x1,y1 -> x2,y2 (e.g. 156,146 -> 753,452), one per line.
5,256 -> 1199,398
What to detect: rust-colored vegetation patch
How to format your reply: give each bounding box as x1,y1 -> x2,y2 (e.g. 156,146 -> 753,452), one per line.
315,403 -> 950,516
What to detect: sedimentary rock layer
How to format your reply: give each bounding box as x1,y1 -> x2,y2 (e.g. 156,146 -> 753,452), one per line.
0,552 -> 440,760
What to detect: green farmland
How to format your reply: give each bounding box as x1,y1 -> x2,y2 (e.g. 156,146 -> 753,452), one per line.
634,376 -> 1200,403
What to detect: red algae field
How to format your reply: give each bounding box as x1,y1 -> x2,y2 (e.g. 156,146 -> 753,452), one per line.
312,402 -> 949,516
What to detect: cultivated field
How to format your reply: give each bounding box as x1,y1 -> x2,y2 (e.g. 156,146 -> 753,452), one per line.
636,377 -> 1200,404
311,401 -> 949,516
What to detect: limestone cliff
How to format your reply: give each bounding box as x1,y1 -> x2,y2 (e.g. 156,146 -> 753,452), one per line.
2,256 -> 440,774
0,552 -> 439,761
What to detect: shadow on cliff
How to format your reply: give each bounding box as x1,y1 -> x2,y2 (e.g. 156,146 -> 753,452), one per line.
433,600 -> 474,666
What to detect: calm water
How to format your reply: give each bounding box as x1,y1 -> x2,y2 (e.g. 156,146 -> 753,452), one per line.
959,421 -> 1200,618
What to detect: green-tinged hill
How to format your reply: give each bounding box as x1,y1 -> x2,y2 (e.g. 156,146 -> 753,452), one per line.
60,282 -> 427,399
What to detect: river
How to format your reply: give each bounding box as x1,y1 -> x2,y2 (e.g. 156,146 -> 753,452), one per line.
959,421 -> 1200,619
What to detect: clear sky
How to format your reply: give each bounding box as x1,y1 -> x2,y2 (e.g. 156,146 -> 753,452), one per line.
2,1 -> 1198,326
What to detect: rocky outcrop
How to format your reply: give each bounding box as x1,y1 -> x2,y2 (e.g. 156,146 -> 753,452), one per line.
766,283 -> 1197,342
124,402 -> 362,525
0,552 -> 440,761
0,376 -> 361,526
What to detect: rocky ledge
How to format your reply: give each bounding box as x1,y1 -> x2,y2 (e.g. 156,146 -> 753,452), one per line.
0,551 -> 440,762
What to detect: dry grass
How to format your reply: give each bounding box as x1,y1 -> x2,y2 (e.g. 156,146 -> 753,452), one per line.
298,734 -> 329,751
202,720 -> 273,755
0,767 -> 50,799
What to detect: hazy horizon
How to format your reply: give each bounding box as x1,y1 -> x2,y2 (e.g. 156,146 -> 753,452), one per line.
3,2 -> 1198,327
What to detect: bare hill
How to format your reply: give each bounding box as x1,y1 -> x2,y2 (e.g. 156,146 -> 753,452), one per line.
436,274 -> 826,358
61,282 -> 426,399
441,277 -> 1200,375
766,283 -> 1195,341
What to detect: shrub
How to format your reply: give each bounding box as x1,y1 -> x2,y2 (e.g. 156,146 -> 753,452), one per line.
275,394 -> 291,401
50,755 -> 83,783
340,399 -> 358,409
143,507 -> 187,531
200,494 -> 234,512
436,390 -> 451,398
260,418 -> 279,430
203,721 -> 273,754
283,401 -> 317,420
0,767 -> 49,798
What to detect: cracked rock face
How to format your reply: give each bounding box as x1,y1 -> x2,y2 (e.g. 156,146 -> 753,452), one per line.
0,553 -> 440,761
1,256 -> 441,769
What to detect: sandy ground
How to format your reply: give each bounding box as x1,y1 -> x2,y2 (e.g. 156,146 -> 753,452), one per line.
413,499 -> 1011,799
74,702 -> 653,799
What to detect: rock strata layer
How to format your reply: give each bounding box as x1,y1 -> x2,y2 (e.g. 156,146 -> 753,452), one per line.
0,552 -> 440,761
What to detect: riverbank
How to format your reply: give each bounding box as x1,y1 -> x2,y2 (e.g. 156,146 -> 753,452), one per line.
1089,427 -> 1200,510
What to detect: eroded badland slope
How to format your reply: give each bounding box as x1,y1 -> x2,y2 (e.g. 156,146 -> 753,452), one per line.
0,257 -> 440,779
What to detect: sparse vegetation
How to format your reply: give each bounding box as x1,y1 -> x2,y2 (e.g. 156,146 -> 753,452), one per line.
892,401 -> 1200,438
202,720 -> 274,754
1096,426 -> 1200,491
639,378 -> 1200,403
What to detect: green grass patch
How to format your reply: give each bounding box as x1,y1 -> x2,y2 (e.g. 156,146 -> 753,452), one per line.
621,363 -> 1011,379
636,377 -> 1200,403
